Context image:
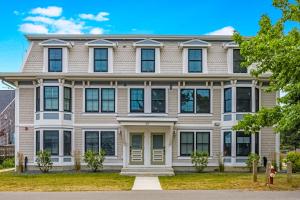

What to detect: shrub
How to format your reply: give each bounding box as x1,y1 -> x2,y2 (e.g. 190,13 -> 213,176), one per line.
246,153 -> 260,172
36,151 -> 53,173
286,151 -> 300,173
1,157 -> 15,169
191,151 -> 209,172
74,150 -> 81,172
218,153 -> 225,172
84,150 -> 105,172
17,152 -> 24,173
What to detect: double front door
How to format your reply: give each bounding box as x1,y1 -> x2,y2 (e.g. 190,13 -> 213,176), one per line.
129,133 -> 165,165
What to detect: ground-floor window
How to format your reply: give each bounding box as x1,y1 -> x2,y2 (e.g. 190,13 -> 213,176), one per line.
223,131 -> 232,156
180,131 -> 211,156
84,130 -> 116,156
236,131 -> 251,156
43,130 -> 59,156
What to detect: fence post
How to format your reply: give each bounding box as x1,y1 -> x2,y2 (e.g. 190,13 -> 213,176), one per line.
253,160 -> 257,182
265,161 -> 271,185
287,161 -> 292,184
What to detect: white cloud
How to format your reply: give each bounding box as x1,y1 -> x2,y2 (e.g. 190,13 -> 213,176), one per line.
13,10 -> 20,15
206,26 -> 235,35
30,6 -> 62,17
79,12 -> 109,21
90,27 -> 104,34
53,19 -> 84,34
19,23 -> 48,34
24,16 -> 54,24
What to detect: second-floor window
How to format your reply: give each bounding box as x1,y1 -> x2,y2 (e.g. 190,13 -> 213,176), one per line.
141,48 -> 155,72
94,48 -> 108,72
180,89 -> 210,114
130,88 -> 144,113
64,87 -> 72,112
224,88 -> 232,113
36,87 -> 40,112
85,88 -> 115,113
233,49 -> 247,73
44,86 -> 59,111
151,89 -> 166,113
236,87 -> 252,112
101,88 -> 115,112
85,88 -> 99,112
48,48 -> 62,72
188,49 -> 202,73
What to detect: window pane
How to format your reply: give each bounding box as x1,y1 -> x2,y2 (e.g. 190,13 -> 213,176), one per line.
101,88 -> 115,112
95,60 -> 108,72
233,49 -> 247,73
188,49 -> 202,60
101,131 -> 115,156
36,87 -> 40,112
196,89 -> 210,113
255,88 -> 259,112
94,48 -> 108,60
236,87 -> 252,112
141,61 -> 155,72
236,131 -> 251,156
43,130 -> 59,156
141,49 -> 155,72
64,87 -> 72,112
224,131 -> 232,156
224,88 -> 232,113
255,133 -> 259,155
85,89 -> 99,112
196,132 -> 210,155
44,86 -> 59,111
130,89 -> 144,112
36,131 -> 40,155
188,61 -> 202,72
151,89 -> 166,113
141,49 -> 155,60
188,49 -> 202,73
49,48 -> 62,59
85,131 -> 99,153
63,131 -> 71,156
180,89 -> 194,113
153,135 -> 164,149
48,48 -> 62,72
180,132 -> 194,156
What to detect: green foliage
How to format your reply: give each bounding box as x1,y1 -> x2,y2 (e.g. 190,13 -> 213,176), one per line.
0,158 -> 15,169
191,151 -> 209,172
246,153 -> 260,172
84,150 -> 106,172
286,151 -> 300,172
218,153 -> 225,172
36,151 -> 53,173
233,0 -> 300,149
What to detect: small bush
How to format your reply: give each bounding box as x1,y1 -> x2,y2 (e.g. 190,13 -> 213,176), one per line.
246,153 -> 260,172
36,151 -> 53,173
218,153 -> 225,172
286,151 -> 300,172
17,152 -> 24,173
1,158 -> 15,169
191,151 -> 209,172
84,150 -> 105,172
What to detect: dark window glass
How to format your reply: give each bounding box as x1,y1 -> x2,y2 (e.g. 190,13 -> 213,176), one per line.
223,131 -> 232,156
44,86 -> 59,111
101,131 -> 115,156
63,131 -> 72,156
64,87 -> 72,112
196,89 -> 210,113
180,132 -> 194,156
255,133 -> 259,155
236,131 -> 251,156
233,49 -> 247,73
85,88 -> 99,112
151,89 -> 166,113
36,131 -> 40,155
94,48 -> 108,72
101,88 -> 115,112
196,132 -> 210,155
43,130 -> 59,156
255,88 -> 259,112
180,89 -> 194,113
85,131 -> 99,153
236,87 -> 252,112
224,88 -> 232,113
48,48 -> 62,72
36,87 -> 40,112
141,48 -> 155,72
130,88 -> 144,112
188,49 -> 202,72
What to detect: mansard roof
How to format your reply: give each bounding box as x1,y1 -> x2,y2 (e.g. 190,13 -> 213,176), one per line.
39,39 -> 73,48
223,41 -> 239,49
85,39 -> 117,47
179,39 -> 211,48
133,39 -> 163,47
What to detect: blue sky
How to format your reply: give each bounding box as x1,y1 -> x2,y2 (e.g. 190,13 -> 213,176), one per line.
0,0 -> 286,88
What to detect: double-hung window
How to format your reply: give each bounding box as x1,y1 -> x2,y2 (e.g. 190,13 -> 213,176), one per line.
236,87 -> 252,112
223,131 -> 232,156
35,131 -> 40,155
130,88 -> 144,113
233,49 -> 247,73
236,131 -> 251,156
196,132 -> 210,155
196,89 -> 210,113
224,88 -> 232,113
94,48 -> 108,72
180,89 -> 194,113
180,131 -> 211,156
85,131 -> 99,153
85,131 -> 115,156
188,49 -> 202,73
180,89 -> 211,113
85,88 -> 99,112
64,87 -> 72,112
36,87 -> 40,112
101,131 -> 115,156
48,48 -> 62,72
44,86 -> 59,111
63,131 -> 72,156
180,132 -> 194,156
101,88 -> 115,112
43,130 -> 59,156
151,89 -> 166,113
255,88 -> 259,112
141,48 -> 155,72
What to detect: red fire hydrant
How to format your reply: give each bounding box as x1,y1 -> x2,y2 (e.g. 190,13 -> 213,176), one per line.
269,166 -> 277,184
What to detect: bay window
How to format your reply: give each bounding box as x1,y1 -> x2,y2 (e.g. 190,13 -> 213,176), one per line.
43,130 -> 59,156
236,87 -> 252,112
236,131 -> 251,156
223,131 -> 232,156
224,88 -> 232,113
64,87 -> 72,112
63,131 -> 72,156
44,86 -> 59,111
36,87 -> 40,112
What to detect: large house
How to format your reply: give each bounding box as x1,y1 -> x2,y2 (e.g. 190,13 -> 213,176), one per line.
0,34 -> 279,175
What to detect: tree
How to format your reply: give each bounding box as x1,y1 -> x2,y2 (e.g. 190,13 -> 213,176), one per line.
232,0 -> 300,150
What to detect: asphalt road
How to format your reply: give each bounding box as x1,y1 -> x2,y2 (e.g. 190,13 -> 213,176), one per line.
0,190 -> 299,200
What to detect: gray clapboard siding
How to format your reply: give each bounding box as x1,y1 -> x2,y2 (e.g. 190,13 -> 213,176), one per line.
19,88 -> 34,124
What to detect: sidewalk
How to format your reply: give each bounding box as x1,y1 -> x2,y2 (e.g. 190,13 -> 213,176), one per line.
0,168 -> 14,173
132,176 -> 162,190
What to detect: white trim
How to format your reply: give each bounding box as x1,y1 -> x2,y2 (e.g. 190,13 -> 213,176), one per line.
223,41 -> 239,49
39,39 -> 73,48
14,87 -> 19,168
0,98 -> 15,116
20,42 -> 33,72
85,39 -> 117,47
136,47 -> 160,73
182,48 -> 208,74
43,47 -> 68,72
88,47 -> 113,73
133,39 -> 163,48
179,39 -> 211,48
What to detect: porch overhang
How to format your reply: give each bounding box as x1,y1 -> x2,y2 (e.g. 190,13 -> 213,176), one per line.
117,117 -> 177,126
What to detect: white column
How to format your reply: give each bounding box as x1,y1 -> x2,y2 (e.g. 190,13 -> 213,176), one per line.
59,80 -> 64,121
14,86 -> 19,167
122,128 -> 128,168
144,131 -> 151,167
231,131 -> 236,165
59,130 -> 64,163
144,86 -> 151,113
165,127 -> 173,167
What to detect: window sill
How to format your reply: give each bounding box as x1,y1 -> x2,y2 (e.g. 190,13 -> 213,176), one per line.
128,113 -> 168,117
177,156 -> 213,160
82,113 -> 117,116
178,113 -> 213,117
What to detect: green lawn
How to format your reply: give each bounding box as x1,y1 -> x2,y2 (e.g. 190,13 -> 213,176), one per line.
159,173 -> 300,191
0,172 -> 135,191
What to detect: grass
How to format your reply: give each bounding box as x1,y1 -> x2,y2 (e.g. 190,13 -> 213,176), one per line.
0,172 -> 135,191
159,173 -> 300,191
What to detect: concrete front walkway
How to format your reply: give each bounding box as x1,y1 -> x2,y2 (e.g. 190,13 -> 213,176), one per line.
132,176 -> 162,190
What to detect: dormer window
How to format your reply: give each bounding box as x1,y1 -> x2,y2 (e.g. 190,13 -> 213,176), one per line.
94,48 -> 108,72
188,49 -> 202,73
141,48 -> 155,72
233,49 -> 247,73
223,42 -> 248,74
48,48 -> 62,72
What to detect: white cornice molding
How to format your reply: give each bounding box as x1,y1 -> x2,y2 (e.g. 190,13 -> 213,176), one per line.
178,39 -> 211,48
39,39 -> 73,48
85,39 -> 118,48
223,41 -> 239,49
133,39 -> 163,48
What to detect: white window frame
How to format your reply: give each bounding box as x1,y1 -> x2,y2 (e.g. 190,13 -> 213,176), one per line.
136,47 -> 160,73
43,47 -> 69,73
226,48 -> 249,74
88,47 -> 113,73
182,48 -> 208,74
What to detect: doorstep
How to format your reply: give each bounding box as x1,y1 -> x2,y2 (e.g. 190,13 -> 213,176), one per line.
120,167 -> 174,176
132,176 -> 162,190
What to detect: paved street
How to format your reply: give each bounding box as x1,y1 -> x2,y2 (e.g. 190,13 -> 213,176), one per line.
0,190 -> 299,200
